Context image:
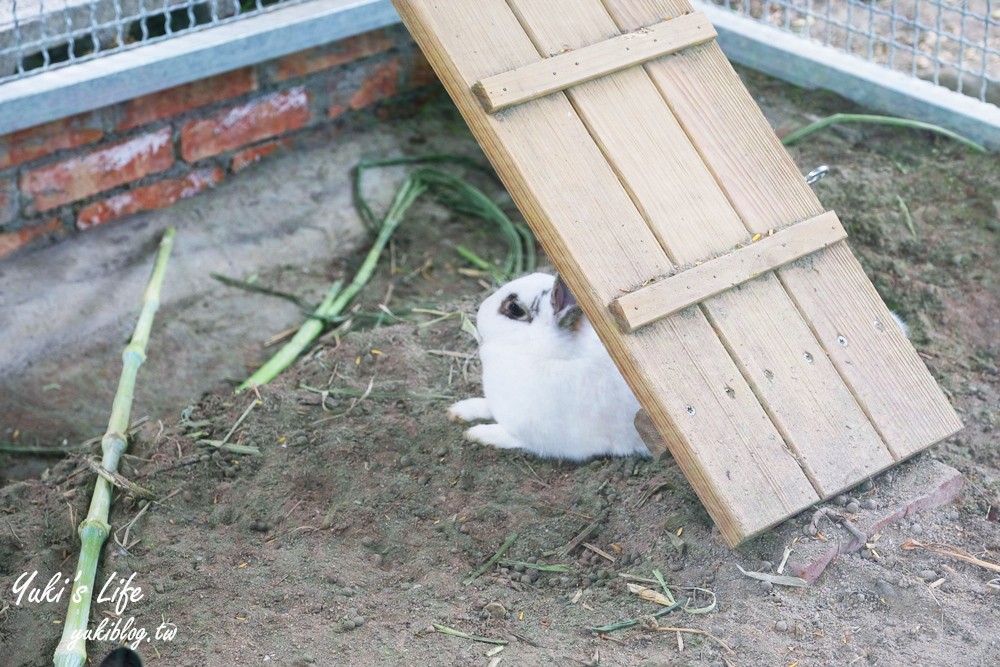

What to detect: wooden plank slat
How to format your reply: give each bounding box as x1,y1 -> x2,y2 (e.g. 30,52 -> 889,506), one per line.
506,0 -> 893,500
471,12 -> 716,113
392,0 -> 821,546
611,210 -> 847,333
601,0 -> 963,459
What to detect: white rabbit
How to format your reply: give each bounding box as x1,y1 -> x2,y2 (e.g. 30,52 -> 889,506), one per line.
448,272 -> 649,460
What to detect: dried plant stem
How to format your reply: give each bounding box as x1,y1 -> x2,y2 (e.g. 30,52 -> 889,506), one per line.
237,177 -> 426,393
781,113 -> 986,152
463,533 -> 518,586
53,227 -> 175,667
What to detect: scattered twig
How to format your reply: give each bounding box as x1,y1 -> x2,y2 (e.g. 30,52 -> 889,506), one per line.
499,559 -> 572,573
211,273 -> 313,309
6,520 -> 23,548
811,507 -> 867,544
431,624 -> 509,645
463,533 -> 519,585
113,501 -> 151,553
653,627 -> 736,655
896,195 -> 917,239
0,443 -> 84,456
583,543 -> 617,564
901,539 -> 1000,574
633,477 -> 671,509
545,519 -> 602,558
735,564 -> 808,588
299,383 -> 452,402
628,583 -> 674,607
777,545 -> 793,575
83,459 -> 156,500
220,398 -> 261,447
590,599 -> 685,633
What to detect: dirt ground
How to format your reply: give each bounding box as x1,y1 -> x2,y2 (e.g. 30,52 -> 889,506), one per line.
2,69 -> 999,667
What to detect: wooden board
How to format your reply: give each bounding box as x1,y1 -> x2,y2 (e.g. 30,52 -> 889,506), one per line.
392,0 -> 963,546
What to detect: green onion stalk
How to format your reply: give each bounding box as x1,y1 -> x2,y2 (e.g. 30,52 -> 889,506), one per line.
53,227 -> 176,667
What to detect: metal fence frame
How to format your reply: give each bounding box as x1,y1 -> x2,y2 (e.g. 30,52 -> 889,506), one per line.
0,0 -> 997,148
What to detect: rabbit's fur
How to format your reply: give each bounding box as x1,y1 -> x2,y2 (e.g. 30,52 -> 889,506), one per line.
449,273 -> 649,460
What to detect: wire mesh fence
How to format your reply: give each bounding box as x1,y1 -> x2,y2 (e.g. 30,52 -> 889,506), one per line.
0,0 -> 310,84
706,0 -> 999,105
1,0 -> 997,113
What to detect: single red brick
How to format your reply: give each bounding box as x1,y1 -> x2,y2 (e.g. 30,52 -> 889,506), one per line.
181,88 -> 311,163
0,113 -> 103,170
0,178 -> 16,226
21,128 -> 175,212
407,52 -> 438,88
0,217 -> 62,259
230,139 -> 289,173
349,58 -> 401,111
77,167 -> 223,229
118,68 -> 258,132
273,30 -> 395,81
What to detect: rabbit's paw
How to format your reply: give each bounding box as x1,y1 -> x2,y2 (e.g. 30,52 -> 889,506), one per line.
465,424 -> 523,450
448,398 -> 493,423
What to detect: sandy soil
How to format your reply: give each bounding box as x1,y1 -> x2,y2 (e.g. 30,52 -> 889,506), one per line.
1,70 -> 999,667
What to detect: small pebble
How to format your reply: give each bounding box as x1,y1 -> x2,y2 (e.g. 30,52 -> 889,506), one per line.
845,501 -> 861,514
418,475 -> 430,486
435,448 -> 448,458
513,563 -> 526,573
911,523 -> 924,535
875,580 -> 895,604
528,569 -> 540,582
361,535 -> 376,547
398,455 -> 412,468
859,480 -> 874,492
774,620 -> 788,632
342,587 -> 356,597
484,602 -> 508,618
340,620 -> 356,632
668,562 -> 684,572
802,523 -> 818,537
833,495 -> 848,506
352,616 -> 366,627
946,509 -> 960,521
520,574 -> 532,585
861,498 -> 877,510
918,569 -> 937,581
759,560 -> 773,572
760,580 -> 774,593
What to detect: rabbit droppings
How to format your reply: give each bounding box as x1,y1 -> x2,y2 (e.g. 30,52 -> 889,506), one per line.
448,273 -> 649,461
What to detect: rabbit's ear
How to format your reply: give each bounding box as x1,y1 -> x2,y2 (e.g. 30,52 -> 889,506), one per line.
99,647 -> 143,667
551,274 -> 583,331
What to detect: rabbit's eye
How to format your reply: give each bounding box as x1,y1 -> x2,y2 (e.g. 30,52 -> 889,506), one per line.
501,296 -> 531,321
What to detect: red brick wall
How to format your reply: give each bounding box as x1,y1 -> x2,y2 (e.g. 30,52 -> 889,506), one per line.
0,26 -> 439,259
